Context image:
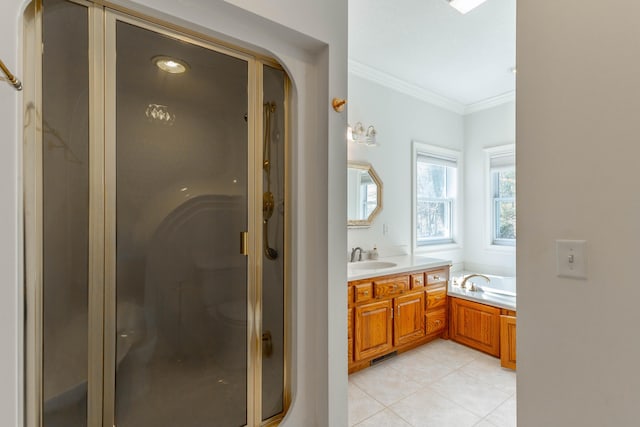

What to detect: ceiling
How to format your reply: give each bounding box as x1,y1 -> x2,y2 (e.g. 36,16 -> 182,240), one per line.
349,0 -> 516,111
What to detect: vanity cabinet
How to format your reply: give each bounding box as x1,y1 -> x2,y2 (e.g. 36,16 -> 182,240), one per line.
448,297 -> 517,368
449,297 -> 501,357
349,266 -> 450,373
500,310 -> 517,370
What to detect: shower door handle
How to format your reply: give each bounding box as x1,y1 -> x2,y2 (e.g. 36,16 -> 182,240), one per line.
240,231 -> 248,256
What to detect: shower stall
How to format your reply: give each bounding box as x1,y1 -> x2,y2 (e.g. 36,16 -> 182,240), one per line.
23,1 -> 289,426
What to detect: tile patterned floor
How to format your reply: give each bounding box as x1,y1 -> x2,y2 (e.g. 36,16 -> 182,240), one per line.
349,339 -> 516,427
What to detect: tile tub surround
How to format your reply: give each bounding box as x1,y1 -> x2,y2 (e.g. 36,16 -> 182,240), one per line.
348,339 -> 516,427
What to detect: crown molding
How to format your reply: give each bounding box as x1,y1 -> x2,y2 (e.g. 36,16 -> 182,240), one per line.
348,59 -> 466,114
464,91 -> 515,115
348,59 -> 515,116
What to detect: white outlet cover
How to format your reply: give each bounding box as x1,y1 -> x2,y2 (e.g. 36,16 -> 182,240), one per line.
556,239 -> 587,279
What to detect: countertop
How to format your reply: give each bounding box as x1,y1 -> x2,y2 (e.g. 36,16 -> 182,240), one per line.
447,284 -> 516,311
347,255 -> 451,281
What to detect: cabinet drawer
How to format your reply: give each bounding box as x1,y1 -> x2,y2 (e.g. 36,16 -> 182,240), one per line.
348,286 -> 354,305
374,276 -> 409,298
354,282 -> 373,303
426,308 -> 446,334
426,287 -> 447,309
410,273 -> 425,289
426,269 -> 448,287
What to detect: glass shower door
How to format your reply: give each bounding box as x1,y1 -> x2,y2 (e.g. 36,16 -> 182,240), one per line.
112,20 -> 249,427
41,1 -> 90,425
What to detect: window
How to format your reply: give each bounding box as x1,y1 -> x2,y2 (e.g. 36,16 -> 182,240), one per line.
413,143 -> 460,247
489,149 -> 516,246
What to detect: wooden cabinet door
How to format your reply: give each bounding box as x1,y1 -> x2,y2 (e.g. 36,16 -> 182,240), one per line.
354,300 -> 393,361
500,315 -> 516,369
449,297 -> 500,357
393,292 -> 426,346
348,307 -> 354,362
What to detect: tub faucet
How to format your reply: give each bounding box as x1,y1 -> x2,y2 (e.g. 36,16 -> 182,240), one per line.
350,247 -> 363,262
460,274 -> 490,291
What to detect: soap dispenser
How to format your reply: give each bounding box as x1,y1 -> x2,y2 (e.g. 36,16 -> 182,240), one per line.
370,245 -> 379,260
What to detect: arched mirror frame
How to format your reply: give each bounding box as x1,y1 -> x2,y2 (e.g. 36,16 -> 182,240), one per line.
347,161 -> 383,228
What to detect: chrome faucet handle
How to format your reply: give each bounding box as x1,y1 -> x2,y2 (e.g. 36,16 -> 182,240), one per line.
350,246 -> 363,262
460,274 -> 490,291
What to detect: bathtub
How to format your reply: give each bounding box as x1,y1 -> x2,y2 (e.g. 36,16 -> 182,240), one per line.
448,271 -> 516,310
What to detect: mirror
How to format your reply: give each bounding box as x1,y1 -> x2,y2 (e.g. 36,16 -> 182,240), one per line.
347,162 -> 383,227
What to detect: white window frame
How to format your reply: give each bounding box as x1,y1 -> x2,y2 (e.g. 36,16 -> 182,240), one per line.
412,141 -> 462,253
485,144 -> 516,250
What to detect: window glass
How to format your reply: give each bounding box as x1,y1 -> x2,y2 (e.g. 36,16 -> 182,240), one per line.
490,152 -> 516,245
416,153 -> 457,245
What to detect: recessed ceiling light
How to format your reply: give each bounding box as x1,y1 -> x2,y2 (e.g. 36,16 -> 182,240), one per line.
447,0 -> 488,14
511,67 -> 517,74
153,56 -> 189,74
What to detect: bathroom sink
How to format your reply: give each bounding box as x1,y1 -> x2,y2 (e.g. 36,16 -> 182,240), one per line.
349,261 -> 397,270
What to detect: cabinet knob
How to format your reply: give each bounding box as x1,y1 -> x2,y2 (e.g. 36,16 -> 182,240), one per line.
433,275 -> 440,280
363,291 -> 369,296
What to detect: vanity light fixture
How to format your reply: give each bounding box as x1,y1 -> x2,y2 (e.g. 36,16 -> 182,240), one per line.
447,0 -> 488,14
347,122 -> 378,146
153,55 -> 189,74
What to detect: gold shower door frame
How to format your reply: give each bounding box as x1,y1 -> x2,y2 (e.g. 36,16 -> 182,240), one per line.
23,2 -> 291,426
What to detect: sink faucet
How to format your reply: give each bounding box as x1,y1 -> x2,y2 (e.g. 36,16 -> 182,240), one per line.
350,247 -> 363,262
460,274 -> 490,291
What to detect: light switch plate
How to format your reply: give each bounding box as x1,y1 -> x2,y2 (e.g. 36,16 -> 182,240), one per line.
556,240 -> 587,279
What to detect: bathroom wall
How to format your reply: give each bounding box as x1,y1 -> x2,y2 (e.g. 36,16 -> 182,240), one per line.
518,1 -> 640,425
0,1 -> 347,426
463,101 -> 516,276
347,74 -> 516,275
0,4 -> 22,426
347,74 -> 465,268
